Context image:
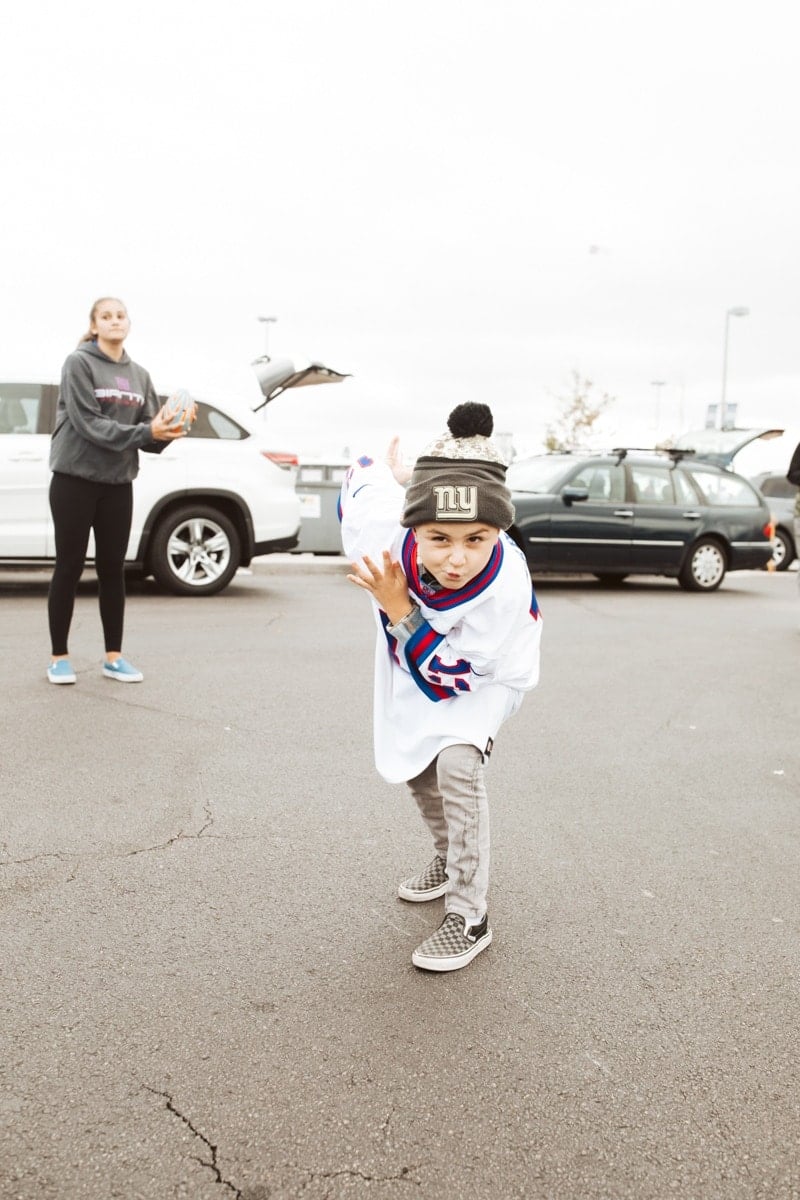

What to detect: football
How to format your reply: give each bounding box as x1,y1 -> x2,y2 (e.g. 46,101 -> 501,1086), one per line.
162,388 -> 194,432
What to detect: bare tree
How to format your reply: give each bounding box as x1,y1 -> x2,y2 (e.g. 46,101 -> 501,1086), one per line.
544,371 -> 615,452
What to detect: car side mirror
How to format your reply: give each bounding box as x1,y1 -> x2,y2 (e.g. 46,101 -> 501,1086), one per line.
561,485 -> 589,505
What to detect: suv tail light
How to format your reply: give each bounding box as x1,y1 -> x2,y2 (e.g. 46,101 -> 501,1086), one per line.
261,450 -> 299,470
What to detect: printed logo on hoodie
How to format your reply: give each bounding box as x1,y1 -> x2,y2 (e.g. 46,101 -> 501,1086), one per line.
94,377 -> 145,408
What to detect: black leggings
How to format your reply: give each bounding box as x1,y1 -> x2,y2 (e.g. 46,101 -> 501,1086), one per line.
48,473 -> 133,656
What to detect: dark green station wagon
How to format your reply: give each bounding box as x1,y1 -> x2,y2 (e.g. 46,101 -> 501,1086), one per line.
506,448 -> 774,591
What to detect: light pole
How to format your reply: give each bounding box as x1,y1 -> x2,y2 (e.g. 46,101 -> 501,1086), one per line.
257,315 -> 278,357
720,306 -> 749,430
651,380 -> 666,440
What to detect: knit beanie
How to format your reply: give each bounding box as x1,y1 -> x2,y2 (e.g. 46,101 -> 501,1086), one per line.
401,403 -> 515,530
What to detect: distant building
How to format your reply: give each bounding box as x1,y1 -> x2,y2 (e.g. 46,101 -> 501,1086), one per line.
706,402 -> 738,430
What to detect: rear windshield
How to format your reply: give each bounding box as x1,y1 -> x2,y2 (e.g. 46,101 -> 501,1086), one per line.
163,399 -> 249,440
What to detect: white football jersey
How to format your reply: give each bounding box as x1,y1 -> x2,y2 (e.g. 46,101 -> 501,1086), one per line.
340,457 -> 542,783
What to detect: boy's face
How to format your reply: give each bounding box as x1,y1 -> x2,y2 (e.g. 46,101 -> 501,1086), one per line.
414,522 -> 500,590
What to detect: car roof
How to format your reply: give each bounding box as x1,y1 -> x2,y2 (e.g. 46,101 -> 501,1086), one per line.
512,448 -> 729,471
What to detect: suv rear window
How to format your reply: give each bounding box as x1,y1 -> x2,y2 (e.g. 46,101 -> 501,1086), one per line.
182,401 -> 248,440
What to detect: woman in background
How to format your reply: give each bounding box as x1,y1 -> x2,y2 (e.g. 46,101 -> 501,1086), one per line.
47,297 -> 189,685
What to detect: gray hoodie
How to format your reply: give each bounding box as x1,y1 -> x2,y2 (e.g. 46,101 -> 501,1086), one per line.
49,342 -> 165,483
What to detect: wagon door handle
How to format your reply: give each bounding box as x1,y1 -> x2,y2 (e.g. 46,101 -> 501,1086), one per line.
613,509 -> 634,518
682,511 -> 701,519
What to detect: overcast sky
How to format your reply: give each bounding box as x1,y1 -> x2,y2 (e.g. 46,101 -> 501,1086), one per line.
2,0 -> 798,469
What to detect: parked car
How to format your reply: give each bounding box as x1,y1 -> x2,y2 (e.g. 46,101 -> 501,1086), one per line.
0,357 -> 348,596
750,471 -> 798,570
505,448 -> 774,591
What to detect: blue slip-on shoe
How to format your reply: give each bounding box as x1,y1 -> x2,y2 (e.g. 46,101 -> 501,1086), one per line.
47,660 -> 77,685
102,658 -> 144,683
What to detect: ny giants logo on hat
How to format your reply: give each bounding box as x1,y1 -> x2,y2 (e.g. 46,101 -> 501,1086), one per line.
433,484 -> 477,520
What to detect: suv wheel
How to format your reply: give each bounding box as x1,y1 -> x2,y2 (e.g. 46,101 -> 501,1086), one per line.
678,537 -> 726,592
149,505 -> 241,596
771,526 -> 795,571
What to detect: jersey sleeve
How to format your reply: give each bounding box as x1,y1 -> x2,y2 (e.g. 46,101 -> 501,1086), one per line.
387,579 -> 541,702
339,457 -> 406,562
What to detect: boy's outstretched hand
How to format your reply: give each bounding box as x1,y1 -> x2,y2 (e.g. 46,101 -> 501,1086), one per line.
386,436 -> 413,485
347,551 -> 413,625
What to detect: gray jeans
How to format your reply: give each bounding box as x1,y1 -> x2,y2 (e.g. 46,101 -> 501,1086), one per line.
406,743 -> 489,924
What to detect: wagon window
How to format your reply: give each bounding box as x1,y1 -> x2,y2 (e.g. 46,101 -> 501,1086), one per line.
686,469 -> 761,507
673,469 -> 700,505
568,463 -> 625,502
630,465 -> 674,504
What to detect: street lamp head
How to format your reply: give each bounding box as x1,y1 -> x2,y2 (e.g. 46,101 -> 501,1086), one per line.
727,306 -> 749,318
256,315 -> 278,359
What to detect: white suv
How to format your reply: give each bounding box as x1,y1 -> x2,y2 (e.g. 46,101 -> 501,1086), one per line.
0,358 -> 348,596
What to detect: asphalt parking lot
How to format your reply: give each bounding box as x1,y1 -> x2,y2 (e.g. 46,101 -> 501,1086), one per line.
1,561 -> 798,1200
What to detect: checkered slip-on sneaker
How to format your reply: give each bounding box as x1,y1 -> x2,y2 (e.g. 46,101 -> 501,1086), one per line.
411,912 -> 492,973
398,855 -> 448,902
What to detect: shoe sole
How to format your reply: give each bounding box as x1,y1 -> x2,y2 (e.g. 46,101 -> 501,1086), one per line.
398,879 -> 448,902
47,674 -> 76,685
412,929 -> 493,972
102,670 -> 143,683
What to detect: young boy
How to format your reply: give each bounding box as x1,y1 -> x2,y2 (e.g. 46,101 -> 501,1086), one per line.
340,402 -> 542,972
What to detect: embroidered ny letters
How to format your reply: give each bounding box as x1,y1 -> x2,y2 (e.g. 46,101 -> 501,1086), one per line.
433,484 -> 477,520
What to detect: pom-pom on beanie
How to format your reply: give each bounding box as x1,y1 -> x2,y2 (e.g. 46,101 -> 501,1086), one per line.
401,402 -> 515,530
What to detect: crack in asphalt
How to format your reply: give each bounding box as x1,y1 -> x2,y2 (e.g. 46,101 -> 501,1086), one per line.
0,826 -> 258,876
299,1164 -> 422,1193
143,1085 -> 242,1197
125,801 -> 215,857
0,850 -> 79,881
1,851 -> 69,866
1,805 -> 217,867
